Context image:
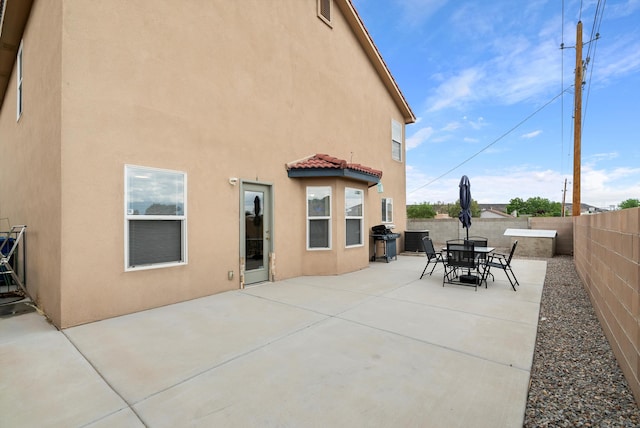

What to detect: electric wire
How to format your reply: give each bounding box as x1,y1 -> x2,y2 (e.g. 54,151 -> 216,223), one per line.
579,0 -> 584,22
561,0 -> 565,178
582,0 -> 606,128
408,87 -> 574,195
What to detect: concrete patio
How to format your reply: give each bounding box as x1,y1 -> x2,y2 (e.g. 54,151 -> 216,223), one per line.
0,255 -> 546,427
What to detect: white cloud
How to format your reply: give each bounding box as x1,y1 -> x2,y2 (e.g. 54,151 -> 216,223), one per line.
397,0 -> 450,27
441,121 -> 461,131
465,116 -> 486,130
521,130 -> 542,139
426,68 -> 484,112
406,126 -> 434,149
406,163 -> 640,207
580,164 -> 640,206
585,152 -> 619,163
606,0 -> 640,19
594,38 -> 640,83
424,13 -> 563,113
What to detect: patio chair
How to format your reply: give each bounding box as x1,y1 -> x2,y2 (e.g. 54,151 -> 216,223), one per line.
465,236 -> 493,281
443,240 -> 479,290
482,240 -> 519,291
419,236 -> 446,278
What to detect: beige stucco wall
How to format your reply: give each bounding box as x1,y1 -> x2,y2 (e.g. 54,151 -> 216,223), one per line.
574,208 -> 640,404
0,0 -> 63,325
1,0 -> 409,327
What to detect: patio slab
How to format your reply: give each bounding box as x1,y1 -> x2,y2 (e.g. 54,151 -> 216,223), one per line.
0,255 -> 546,427
0,313 -> 129,428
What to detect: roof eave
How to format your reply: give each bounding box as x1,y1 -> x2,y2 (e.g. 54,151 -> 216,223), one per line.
287,168 -> 381,187
0,0 -> 34,110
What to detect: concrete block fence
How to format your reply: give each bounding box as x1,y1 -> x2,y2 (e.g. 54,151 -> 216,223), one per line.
574,208 -> 640,404
406,217 -> 573,254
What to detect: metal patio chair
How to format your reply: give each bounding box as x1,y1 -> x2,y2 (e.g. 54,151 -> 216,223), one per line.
482,240 -> 519,291
443,239 -> 479,290
465,236 -> 493,282
420,236 -> 446,278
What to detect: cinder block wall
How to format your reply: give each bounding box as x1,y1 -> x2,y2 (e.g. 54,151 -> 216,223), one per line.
407,218 -> 530,248
574,208 -> 640,404
529,216 -> 574,255
408,217 -> 574,254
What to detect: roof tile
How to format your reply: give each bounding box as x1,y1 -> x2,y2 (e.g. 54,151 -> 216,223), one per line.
287,154 -> 382,178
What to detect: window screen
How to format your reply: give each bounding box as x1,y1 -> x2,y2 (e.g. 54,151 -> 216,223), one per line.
307,186 -> 331,249
125,165 -> 186,269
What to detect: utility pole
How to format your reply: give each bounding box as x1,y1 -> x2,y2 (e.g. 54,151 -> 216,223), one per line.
572,21 -> 583,216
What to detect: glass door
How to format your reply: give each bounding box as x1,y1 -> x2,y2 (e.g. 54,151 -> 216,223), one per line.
242,183 -> 271,285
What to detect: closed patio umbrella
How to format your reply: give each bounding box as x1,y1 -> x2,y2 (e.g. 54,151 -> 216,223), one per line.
458,175 -> 472,240
253,195 -> 261,227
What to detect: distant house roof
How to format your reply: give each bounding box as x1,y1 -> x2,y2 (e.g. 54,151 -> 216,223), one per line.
286,153 -> 382,187
480,208 -> 514,219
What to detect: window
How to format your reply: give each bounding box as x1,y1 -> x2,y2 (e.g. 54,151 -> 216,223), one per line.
391,119 -> 403,161
307,186 -> 331,249
317,0 -> 331,26
17,40 -> 23,120
125,165 -> 187,270
382,198 -> 393,223
345,188 -> 364,247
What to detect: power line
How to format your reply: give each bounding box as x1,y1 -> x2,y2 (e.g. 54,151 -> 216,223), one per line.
583,0 -> 605,128
408,87 -> 574,195
561,0 -> 565,177
579,0 -> 584,22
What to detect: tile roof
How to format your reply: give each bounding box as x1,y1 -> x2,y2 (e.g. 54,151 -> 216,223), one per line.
286,154 -> 383,179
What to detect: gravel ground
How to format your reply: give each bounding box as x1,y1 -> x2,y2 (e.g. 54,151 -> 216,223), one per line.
524,255 -> 640,427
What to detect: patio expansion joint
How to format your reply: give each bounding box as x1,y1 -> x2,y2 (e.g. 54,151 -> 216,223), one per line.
241,285 -> 536,372
375,292 -> 539,328
127,312 -> 335,407
61,330 -> 147,427
332,314 -> 532,373
232,292 -> 532,372
238,286 -> 382,317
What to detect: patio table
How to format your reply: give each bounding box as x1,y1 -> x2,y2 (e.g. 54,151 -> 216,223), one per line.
442,246 -> 495,286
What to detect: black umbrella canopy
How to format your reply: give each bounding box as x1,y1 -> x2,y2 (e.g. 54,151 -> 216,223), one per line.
458,175 -> 472,239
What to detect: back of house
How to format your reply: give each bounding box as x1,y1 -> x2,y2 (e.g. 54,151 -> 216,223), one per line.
0,0 -> 414,328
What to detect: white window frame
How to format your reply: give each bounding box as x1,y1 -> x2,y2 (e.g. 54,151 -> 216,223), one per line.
345,187 -> 364,247
317,0 -> 332,27
391,119 -> 403,162
307,186 -> 332,250
382,197 -> 393,223
17,40 -> 23,120
124,165 -> 187,271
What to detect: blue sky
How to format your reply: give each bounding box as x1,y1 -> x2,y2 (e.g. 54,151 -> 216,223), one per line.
352,0 -> 640,208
